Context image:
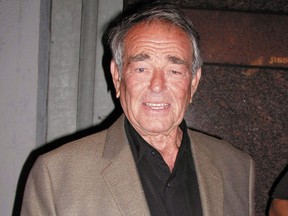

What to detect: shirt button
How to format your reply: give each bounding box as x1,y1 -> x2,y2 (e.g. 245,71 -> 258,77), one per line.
151,151 -> 156,156
167,183 -> 171,188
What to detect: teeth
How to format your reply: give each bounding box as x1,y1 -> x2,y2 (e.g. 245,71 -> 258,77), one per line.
144,103 -> 169,109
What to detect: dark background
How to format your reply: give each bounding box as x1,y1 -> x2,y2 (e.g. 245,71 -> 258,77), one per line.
124,0 -> 287,215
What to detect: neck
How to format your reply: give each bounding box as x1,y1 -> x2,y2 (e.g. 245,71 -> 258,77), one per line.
142,127 -> 183,172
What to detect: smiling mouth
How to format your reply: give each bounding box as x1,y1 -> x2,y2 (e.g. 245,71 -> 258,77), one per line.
143,102 -> 169,110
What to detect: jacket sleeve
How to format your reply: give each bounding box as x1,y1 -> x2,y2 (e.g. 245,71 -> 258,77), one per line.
21,157 -> 57,216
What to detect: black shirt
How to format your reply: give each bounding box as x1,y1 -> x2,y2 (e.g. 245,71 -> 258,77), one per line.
125,118 -> 203,216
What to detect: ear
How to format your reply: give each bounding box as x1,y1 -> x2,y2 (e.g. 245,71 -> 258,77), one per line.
190,68 -> 201,102
110,60 -> 121,98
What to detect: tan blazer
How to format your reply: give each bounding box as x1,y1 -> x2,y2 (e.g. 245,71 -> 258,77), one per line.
21,116 -> 255,216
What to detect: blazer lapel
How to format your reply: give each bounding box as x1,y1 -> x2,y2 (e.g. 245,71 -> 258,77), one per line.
189,131 -> 224,216
101,116 -> 150,215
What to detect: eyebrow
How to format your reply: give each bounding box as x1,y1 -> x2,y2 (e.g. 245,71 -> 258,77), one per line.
166,55 -> 187,66
129,53 -> 151,63
128,53 -> 189,67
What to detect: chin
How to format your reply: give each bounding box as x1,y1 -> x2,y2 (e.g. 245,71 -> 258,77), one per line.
140,121 -> 174,135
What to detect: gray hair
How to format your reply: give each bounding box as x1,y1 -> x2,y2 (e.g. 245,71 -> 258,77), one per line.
108,2 -> 202,76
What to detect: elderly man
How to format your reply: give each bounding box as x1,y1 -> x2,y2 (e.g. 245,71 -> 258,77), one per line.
21,2 -> 255,216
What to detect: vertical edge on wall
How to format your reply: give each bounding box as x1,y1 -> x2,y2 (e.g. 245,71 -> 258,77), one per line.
36,0 -> 51,147
46,0 -> 82,142
93,0 -> 123,126
77,0 -> 99,131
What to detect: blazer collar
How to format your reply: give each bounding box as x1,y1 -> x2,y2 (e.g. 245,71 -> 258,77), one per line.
189,130 -> 224,216
101,115 -> 150,215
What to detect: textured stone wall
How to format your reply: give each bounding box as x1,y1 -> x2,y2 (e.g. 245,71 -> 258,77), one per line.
124,1 -> 288,215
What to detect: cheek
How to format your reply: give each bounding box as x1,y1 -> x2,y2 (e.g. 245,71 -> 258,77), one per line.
120,78 -> 142,106
173,81 -> 192,101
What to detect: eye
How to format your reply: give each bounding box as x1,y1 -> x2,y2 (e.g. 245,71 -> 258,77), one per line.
136,68 -> 146,73
169,70 -> 182,75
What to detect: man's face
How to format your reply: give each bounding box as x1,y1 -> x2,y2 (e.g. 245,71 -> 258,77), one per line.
111,21 -> 201,137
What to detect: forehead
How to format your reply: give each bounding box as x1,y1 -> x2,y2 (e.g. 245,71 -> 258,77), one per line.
125,20 -> 190,41
123,20 -> 192,58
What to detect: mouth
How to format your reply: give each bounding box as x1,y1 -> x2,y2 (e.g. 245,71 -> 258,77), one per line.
143,102 -> 170,110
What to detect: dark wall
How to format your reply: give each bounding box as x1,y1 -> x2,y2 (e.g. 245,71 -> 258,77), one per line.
124,1 -> 288,215
124,0 -> 288,13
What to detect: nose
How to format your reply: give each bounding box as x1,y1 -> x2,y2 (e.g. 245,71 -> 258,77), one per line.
149,70 -> 166,92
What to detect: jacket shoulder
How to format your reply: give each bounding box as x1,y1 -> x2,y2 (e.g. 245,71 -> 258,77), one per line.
38,130 -> 109,170
188,130 -> 252,162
